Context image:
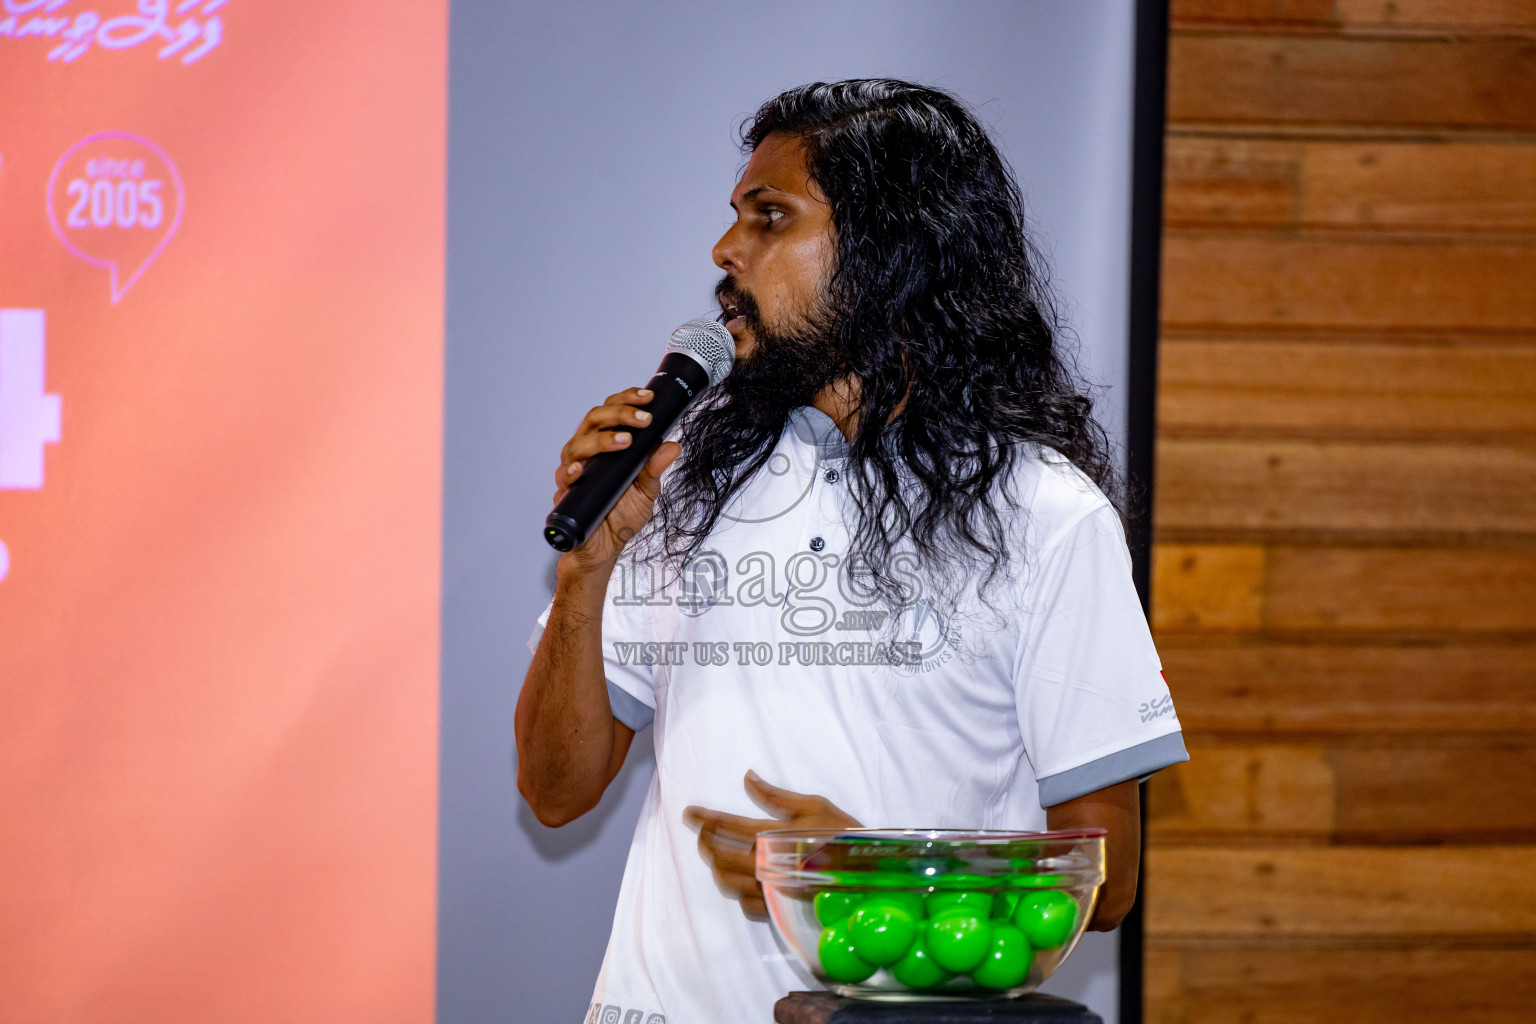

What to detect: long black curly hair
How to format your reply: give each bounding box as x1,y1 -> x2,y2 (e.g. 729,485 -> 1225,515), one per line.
650,79 -> 1120,610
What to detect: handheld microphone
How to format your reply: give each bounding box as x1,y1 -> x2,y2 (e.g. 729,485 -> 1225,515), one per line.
543,317 -> 734,552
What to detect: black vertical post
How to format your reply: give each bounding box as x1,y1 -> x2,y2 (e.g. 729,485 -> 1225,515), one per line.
1120,1 -> 1169,1023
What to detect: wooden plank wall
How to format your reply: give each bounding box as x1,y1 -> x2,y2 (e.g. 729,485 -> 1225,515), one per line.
1145,3 -> 1536,1022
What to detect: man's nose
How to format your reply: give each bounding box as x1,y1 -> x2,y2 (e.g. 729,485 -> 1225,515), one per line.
712,222 -> 743,273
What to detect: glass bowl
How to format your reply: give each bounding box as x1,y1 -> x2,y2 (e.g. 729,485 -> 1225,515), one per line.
756,828 -> 1105,1001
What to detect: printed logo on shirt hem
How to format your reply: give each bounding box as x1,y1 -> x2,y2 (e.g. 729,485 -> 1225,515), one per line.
586,1002 -> 665,1024
1138,694 -> 1175,723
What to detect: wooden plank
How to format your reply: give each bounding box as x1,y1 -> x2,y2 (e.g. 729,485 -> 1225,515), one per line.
1148,949 -> 1536,1024
1172,0 -> 1336,28
1143,949 -> 1185,1024
1168,35 -> 1536,131
1164,137 -> 1536,231
1154,439 -> 1536,535
1304,142 -> 1536,231
1164,137 -> 1301,227
1267,546 -> 1536,632
1153,545 -> 1536,636
1160,233 -> 1536,332
1173,0 -> 1536,32
1147,744 -> 1335,838
1145,845 -> 1536,937
1335,743 -> 1536,841
1148,741 -> 1536,842
1336,0 -> 1536,32
1158,339 -> 1536,439
1152,545 -> 1267,632
1158,641 -> 1536,734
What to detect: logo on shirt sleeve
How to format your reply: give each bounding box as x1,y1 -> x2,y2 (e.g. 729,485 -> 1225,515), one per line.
1138,694 -> 1175,723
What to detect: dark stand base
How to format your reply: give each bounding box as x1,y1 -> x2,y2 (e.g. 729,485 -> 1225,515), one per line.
773,991 -> 1104,1024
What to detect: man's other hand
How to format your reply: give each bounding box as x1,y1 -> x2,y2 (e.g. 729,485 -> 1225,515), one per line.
683,771 -> 860,918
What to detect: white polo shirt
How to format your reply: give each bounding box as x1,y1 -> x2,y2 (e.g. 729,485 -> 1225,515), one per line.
530,406 -> 1186,1024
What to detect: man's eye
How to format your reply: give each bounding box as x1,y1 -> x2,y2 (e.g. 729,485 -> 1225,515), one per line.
765,209 -> 785,225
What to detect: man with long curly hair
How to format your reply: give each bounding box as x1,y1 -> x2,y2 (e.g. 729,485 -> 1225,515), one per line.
517,80 -> 1187,1023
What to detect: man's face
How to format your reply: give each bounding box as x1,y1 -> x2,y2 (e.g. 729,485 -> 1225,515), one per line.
712,132 -> 837,362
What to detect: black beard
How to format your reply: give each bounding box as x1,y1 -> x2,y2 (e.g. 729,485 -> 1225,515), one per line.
716,276 -> 848,429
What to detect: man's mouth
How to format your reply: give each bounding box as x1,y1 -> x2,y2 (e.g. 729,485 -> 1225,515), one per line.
717,296 -> 747,335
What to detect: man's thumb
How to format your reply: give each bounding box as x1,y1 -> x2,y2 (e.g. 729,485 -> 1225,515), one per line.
635,441 -> 681,500
745,769 -> 812,818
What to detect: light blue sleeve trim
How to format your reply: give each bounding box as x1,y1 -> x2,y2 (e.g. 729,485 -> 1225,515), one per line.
1037,731 -> 1189,808
525,619 -> 655,731
607,679 -> 656,731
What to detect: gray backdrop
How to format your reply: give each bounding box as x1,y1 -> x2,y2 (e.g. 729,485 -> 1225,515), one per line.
440,3 -> 1137,1021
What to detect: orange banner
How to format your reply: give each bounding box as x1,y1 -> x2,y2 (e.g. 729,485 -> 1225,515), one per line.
0,4 -> 444,1021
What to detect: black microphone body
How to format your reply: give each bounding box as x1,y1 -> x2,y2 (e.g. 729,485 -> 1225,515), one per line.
544,320 -> 733,552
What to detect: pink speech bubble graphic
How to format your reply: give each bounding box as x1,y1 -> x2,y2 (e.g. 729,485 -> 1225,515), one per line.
47,132 -> 184,304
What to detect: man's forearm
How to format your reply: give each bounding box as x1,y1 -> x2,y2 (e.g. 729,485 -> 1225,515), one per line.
515,570 -> 624,826
1045,779 -> 1140,931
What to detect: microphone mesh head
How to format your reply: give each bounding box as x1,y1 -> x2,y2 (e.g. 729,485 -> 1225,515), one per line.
668,317 -> 735,389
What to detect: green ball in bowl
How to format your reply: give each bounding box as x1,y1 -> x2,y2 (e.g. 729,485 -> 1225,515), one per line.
971,923 -> 1034,990
889,926 -> 953,990
830,870 -> 931,890
814,891 -> 862,927
847,897 -> 919,966
925,909 -> 993,973
818,919 -> 877,983
1007,872 -> 1068,888
926,890 -> 993,917
1013,890 -> 1078,950
878,891 -> 925,919
931,871 -> 992,890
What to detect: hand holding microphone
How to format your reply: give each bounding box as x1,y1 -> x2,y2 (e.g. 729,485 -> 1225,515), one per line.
544,318 -> 734,561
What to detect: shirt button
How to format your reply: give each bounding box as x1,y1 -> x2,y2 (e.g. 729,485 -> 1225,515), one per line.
809,536 -> 826,552
824,468 -> 839,483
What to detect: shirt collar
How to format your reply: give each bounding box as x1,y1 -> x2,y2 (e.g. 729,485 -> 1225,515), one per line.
787,406 -> 850,460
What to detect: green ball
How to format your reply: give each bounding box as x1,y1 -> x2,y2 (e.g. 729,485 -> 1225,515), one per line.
848,897 -> 919,966
883,891 -> 926,920
1007,872 -> 1067,888
971,923 -> 1034,990
824,870 -> 929,891
814,891 -> 862,927
1013,890 -> 1078,950
926,890 -> 993,917
890,926 -> 953,990
991,891 -> 1021,919
818,920 -> 877,983
932,872 -> 992,890
863,871 -> 929,889
924,910 -> 993,973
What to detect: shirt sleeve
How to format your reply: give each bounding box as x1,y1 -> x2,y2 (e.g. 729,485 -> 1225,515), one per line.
1012,503 -> 1188,807
526,565 -> 658,731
